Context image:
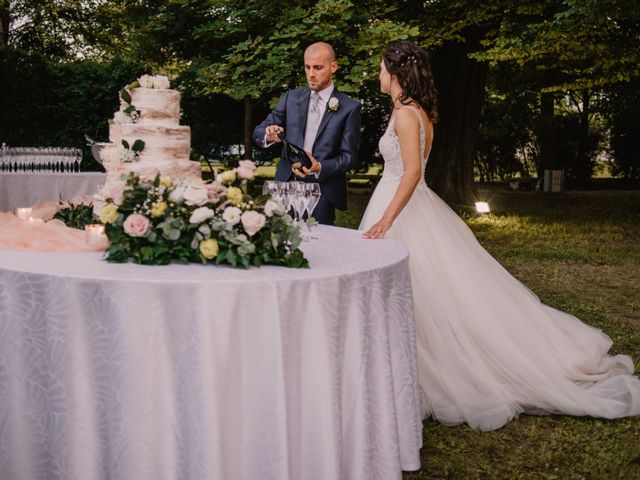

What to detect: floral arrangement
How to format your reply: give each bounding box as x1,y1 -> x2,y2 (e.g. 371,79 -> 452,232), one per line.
93,161 -> 313,268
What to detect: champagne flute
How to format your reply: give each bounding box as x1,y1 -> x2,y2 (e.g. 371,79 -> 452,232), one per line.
305,183 -> 321,220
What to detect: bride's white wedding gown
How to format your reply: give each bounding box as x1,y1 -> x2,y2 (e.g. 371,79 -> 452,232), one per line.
359,107 -> 640,431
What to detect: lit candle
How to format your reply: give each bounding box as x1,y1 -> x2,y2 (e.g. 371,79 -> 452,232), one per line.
15,207 -> 33,220
85,224 -> 107,246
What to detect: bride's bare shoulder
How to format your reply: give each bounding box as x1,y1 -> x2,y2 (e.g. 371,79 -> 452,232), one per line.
393,106 -> 420,133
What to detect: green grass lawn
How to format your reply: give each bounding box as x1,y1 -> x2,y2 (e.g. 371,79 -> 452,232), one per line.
336,188 -> 640,480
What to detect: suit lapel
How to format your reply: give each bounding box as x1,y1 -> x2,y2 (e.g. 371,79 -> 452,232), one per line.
296,89 -> 311,146
312,87 -> 338,148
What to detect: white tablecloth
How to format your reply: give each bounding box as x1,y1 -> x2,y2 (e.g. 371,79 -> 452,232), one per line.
0,172 -> 106,211
0,226 -> 422,480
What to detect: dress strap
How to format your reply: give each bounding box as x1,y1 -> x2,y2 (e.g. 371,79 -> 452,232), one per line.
401,105 -> 426,134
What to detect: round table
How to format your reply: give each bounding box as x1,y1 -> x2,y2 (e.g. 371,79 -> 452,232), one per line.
0,225 -> 422,480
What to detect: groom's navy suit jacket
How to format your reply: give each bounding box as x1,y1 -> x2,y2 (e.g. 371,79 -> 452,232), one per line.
253,87 -> 361,213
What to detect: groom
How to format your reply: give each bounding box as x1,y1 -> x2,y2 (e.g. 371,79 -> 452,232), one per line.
253,42 -> 361,225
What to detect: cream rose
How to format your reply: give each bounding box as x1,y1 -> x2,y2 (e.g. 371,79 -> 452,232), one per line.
264,199 -> 285,217
154,75 -> 170,89
241,210 -> 266,237
226,186 -> 243,206
123,213 -> 151,237
237,160 -> 257,180
189,206 -> 214,224
222,206 -> 241,225
183,184 -> 209,206
99,203 -> 119,224
137,166 -> 159,182
159,176 -> 173,188
138,74 -> 155,88
150,201 -> 168,218
199,238 -> 219,260
217,169 -> 237,185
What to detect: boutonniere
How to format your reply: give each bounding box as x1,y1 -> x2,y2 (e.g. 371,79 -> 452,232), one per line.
328,97 -> 340,112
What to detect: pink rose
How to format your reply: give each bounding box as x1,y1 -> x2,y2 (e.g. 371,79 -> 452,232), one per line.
123,213 -> 151,237
237,160 -> 257,180
241,210 -> 266,237
205,181 -> 227,203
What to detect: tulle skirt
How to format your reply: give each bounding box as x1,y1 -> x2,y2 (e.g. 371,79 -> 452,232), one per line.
360,178 -> 640,431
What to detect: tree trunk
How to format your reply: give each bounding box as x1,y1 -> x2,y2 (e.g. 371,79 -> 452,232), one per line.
427,28 -> 488,205
538,92 -> 557,177
0,1 -> 9,47
243,96 -> 253,160
575,88 -> 590,186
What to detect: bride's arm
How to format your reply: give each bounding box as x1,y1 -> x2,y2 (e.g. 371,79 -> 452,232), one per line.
362,108 -> 422,239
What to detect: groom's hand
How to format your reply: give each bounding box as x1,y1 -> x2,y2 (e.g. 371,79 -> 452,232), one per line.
265,125 -> 284,143
302,151 -> 321,176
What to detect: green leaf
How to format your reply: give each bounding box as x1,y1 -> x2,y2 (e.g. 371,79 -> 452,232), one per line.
132,139 -> 145,152
120,88 -> 131,104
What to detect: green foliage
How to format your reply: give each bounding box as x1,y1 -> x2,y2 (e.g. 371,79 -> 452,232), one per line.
189,1 -> 418,101
53,202 -> 96,230
0,48 -> 142,170
604,79 -> 640,180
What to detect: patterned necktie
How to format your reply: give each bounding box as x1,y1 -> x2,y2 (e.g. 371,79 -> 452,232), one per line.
303,92 -> 322,153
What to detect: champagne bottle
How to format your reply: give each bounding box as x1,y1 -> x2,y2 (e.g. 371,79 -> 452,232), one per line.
277,132 -> 312,171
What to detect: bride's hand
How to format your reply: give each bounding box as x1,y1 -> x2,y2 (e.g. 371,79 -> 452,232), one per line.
362,216 -> 393,239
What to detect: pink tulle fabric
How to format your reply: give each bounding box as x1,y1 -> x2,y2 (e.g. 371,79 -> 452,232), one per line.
0,198 -> 107,252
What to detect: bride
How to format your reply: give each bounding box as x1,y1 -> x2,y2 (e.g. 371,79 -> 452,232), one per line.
359,40 -> 640,431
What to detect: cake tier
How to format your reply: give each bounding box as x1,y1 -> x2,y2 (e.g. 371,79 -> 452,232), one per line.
110,124 -> 191,163
119,159 -> 202,181
130,88 -> 181,126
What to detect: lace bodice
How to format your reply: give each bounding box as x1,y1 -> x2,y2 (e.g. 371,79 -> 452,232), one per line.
379,107 -> 430,184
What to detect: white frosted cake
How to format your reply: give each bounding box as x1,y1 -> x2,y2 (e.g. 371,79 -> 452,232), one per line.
101,75 -> 201,180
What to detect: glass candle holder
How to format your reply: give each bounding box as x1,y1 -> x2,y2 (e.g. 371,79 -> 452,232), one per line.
15,207 -> 33,220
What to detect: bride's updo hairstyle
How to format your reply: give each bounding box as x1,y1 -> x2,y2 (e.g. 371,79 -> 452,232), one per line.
382,41 -> 438,123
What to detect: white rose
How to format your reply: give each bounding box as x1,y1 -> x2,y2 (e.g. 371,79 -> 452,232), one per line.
154,75 -> 170,89
328,97 -> 340,111
138,74 -> 155,88
92,194 -> 106,217
217,169 -> 237,185
237,160 -> 257,180
264,199 -> 285,217
183,184 -> 209,206
222,206 -> 241,225
189,206 -> 214,224
241,210 -> 266,237
113,111 -> 129,125
169,185 -> 187,203
101,178 -> 126,205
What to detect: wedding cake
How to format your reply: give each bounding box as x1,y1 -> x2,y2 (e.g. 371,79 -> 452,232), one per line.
100,74 -> 201,180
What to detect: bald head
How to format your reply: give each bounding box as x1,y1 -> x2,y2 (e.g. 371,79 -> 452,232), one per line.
305,42 -> 336,62
304,42 -> 338,91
